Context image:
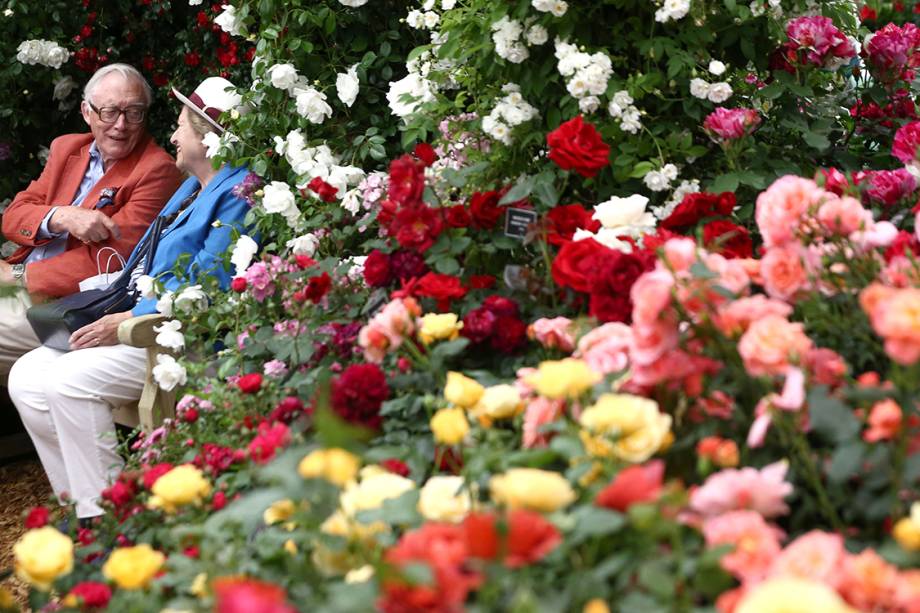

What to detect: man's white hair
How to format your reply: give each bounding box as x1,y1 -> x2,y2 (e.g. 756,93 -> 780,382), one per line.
83,63 -> 153,107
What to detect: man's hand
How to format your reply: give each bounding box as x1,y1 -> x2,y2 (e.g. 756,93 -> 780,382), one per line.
0,261 -> 13,285
48,207 -> 121,243
70,311 -> 133,350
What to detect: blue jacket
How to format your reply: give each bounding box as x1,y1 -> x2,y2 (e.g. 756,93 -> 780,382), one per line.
129,165 -> 251,316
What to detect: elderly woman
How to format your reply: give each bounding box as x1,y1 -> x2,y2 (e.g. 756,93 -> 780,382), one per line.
9,77 -> 253,522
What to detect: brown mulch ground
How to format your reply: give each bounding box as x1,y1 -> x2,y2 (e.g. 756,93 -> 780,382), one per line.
0,457 -> 53,609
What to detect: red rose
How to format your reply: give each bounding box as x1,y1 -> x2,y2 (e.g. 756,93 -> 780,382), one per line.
469,190 -> 505,229
885,230 -> 920,261
364,249 -> 393,287
66,582 -> 112,609
230,277 -> 248,292
595,460 -> 665,512
269,396 -> 305,424
461,307 -> 497,343
331,363 -> 390,429
393,204 -> 444,252
546,115 -> 611,178
388,154 -> 426,206
247,422 -> 291,464
490,315 -> 527,354
482,295 -> 520,318
211,490 -> 228,511
589,293 -> 633,324
702,220 -> 753,259
468,274 -> 496,289
184,52 -> 201,67
413,142 -> 438,167
587,249 -> 655,323
390,250 -> 429,281
194,443 -> 242,475
303,272 -> 332,304
642,227 -> 682,252
183,407 -> 199,423
102,479 -> 136,509
415,272 -> 467,311
237,373 -> 263,394
462,510 -> 562,567
306,177 -> 339,203
660,191 -> 736,230
443,204 -> 472,228
545,203 -> 601,246
142,463 -> 174,490
213,578 -> 297,613
24,506 -> 50,529
551,238 -> 615,293
380,458 -> 411,476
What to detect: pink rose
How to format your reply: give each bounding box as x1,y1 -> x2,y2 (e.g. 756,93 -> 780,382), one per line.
737,314 -> 813,376
760,244 -> 809,302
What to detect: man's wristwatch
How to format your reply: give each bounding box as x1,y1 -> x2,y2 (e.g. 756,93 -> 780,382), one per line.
11,263 -> 26,286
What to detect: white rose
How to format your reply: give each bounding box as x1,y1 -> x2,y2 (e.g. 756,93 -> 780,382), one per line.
135,275 -> 156,300
156,292 -> 174,317
643,170 -> 671,192
661,163 -> 679,181
418,476 -> 473,523
423,11 -> 440,28
708,82 -> 733,103
689,78 -> 711,99
338,0 -> 369,5
295,87 -> 333,124
189,0 -> 203,4
592,228 -> 636,252
152,354 -> 187,392
386,73 -> 436,118
230,235 -> 259,275
52,76 -> 78,101
174,285 -> 207,313
214,4 -> 245,36
262,181 -> 296,215
154,319 -> 185,351
550,0 -> 568,16
286,233 -> 319,256
335,64 -> 360,107
579,96 -> 600,114
268,63 -> 299,91
441,0 -> 456,8
592,194 -> 652,228
201,132 -> 222,159
526,24 -> 548,45
708,60 -> 726,76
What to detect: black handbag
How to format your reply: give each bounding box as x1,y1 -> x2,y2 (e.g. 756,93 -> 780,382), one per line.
26,284 -> 137,351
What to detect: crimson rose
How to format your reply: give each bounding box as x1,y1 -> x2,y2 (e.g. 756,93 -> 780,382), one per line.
547,115 -> 611,178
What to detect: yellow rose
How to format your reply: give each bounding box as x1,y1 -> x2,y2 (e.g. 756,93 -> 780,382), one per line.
443,371 -> 484,408
430,407 -> 469,445
0,587 -> 13,608
148,464 -> 212,513
583,599 -> 610,613
103,544 -> 166,590
190,572 -> 208,597
418,313 -> 463,345
893,503 -> 920,551
527,359 -> 600,400
340,472 -> 416,518
490,467 -> 576,512
473,384 -> 523,420
13,526 -> 73,590
418,475 -> 473,523
579,394 -> 672,463
736,577 -> 856,613
298,448 -> 361,487
283,539 -> 298,555
345,565 -> 375,584
263,499 -> 296,525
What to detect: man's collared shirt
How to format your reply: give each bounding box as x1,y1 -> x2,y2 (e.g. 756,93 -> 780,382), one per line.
24,142 -> 105,263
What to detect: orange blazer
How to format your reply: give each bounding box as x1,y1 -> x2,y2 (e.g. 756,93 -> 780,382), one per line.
3,132 -> 183,298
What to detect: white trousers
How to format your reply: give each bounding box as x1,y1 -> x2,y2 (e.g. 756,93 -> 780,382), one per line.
0,288 -> 40,379
9,344 -> 147,518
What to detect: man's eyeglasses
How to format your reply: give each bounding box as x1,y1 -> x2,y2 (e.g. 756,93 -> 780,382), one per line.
87,102 -> 147,124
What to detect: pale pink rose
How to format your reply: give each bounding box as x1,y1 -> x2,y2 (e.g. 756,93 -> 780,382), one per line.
574,322 -> 633,374
529,317 -> 576,353
737,314 -> 813,376
358,297 -> 421,362
715,296 -> 794,336
853,219 -> 898,249
703,252 -> 752,296
755,175 -> 824,248
839,549 -> 899,612
358,322 -> 390,363
804,347 -> 848,386
770,530 -> 847,588
817,194 -> 867,236
522,397 -> 564,448
630,268 -> 675,327
760,244 -> 809,302
630,318 -> 680,366
662,237 -> 698,273
773,367 -> 805,411
690,460 -> 793,519
514,367 -> 538,398
702,510 -> 784,582
747,410 -> 773,449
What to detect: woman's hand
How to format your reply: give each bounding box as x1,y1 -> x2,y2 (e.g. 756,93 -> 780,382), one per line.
70,311 -> 133,350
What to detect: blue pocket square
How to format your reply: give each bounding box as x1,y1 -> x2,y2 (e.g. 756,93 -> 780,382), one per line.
95,187 -> 119,209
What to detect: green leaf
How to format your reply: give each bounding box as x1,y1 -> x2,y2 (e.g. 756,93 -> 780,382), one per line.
709,173 -> 739,192
803,131 -> 830,150
431,338 -> 470,361
499,176 -> 535,204
808,386 -> 860,443
567,506 -> 626,546
629,161 -> 654,179
827,442 -> 863,483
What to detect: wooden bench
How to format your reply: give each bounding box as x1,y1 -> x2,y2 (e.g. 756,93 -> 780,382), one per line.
113,313 -> 176,431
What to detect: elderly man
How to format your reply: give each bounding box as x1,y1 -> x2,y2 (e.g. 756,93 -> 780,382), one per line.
0,63 -> 182,377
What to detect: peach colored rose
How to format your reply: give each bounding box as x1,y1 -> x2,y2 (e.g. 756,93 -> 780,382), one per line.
760,244 -> 809,302
839,549 -> 899,612
895,570 -> 920,613
715,296 -> 793,337
861,284 -> 920,365
703,252 -> 752,297
702,510 -> 783,582
755,175 -> 824,247
528,317 -> 576,353
522,397 -> 565,449
358,297 -> 421,362
804,347 -> 848,386
630,319 -> 680,366
662,238 -> 697,273
770,530 -> 847,588
630,268 -> 674,327
574,322 -> 632,375
737,315 -> 813,376
863,398 -> 902,442
817,195 -> 867,236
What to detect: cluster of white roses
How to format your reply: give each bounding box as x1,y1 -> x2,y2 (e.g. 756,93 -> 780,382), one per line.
266,63 -> 335,124
654,0 -> 691,23
607,90 -> 642,134
16,39 -> 70,69
573,194 -> 657,253
406,0 -> 456,30
214,4 -> 245,37
554,39 -> 613,111
491,16 -> 549,64
643,163 -> 680,192
651,179 -> 701,220
387,69 -> 437,118
689,60 -> 733,103
531,0 -> 568,16
481,84 -> 539,146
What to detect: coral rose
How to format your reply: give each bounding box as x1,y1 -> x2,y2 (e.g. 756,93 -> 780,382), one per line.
737,314 -> 813,376
594,460 -> 665,512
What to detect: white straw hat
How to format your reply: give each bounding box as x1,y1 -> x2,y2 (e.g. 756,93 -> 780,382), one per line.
171,76 -> 242,134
